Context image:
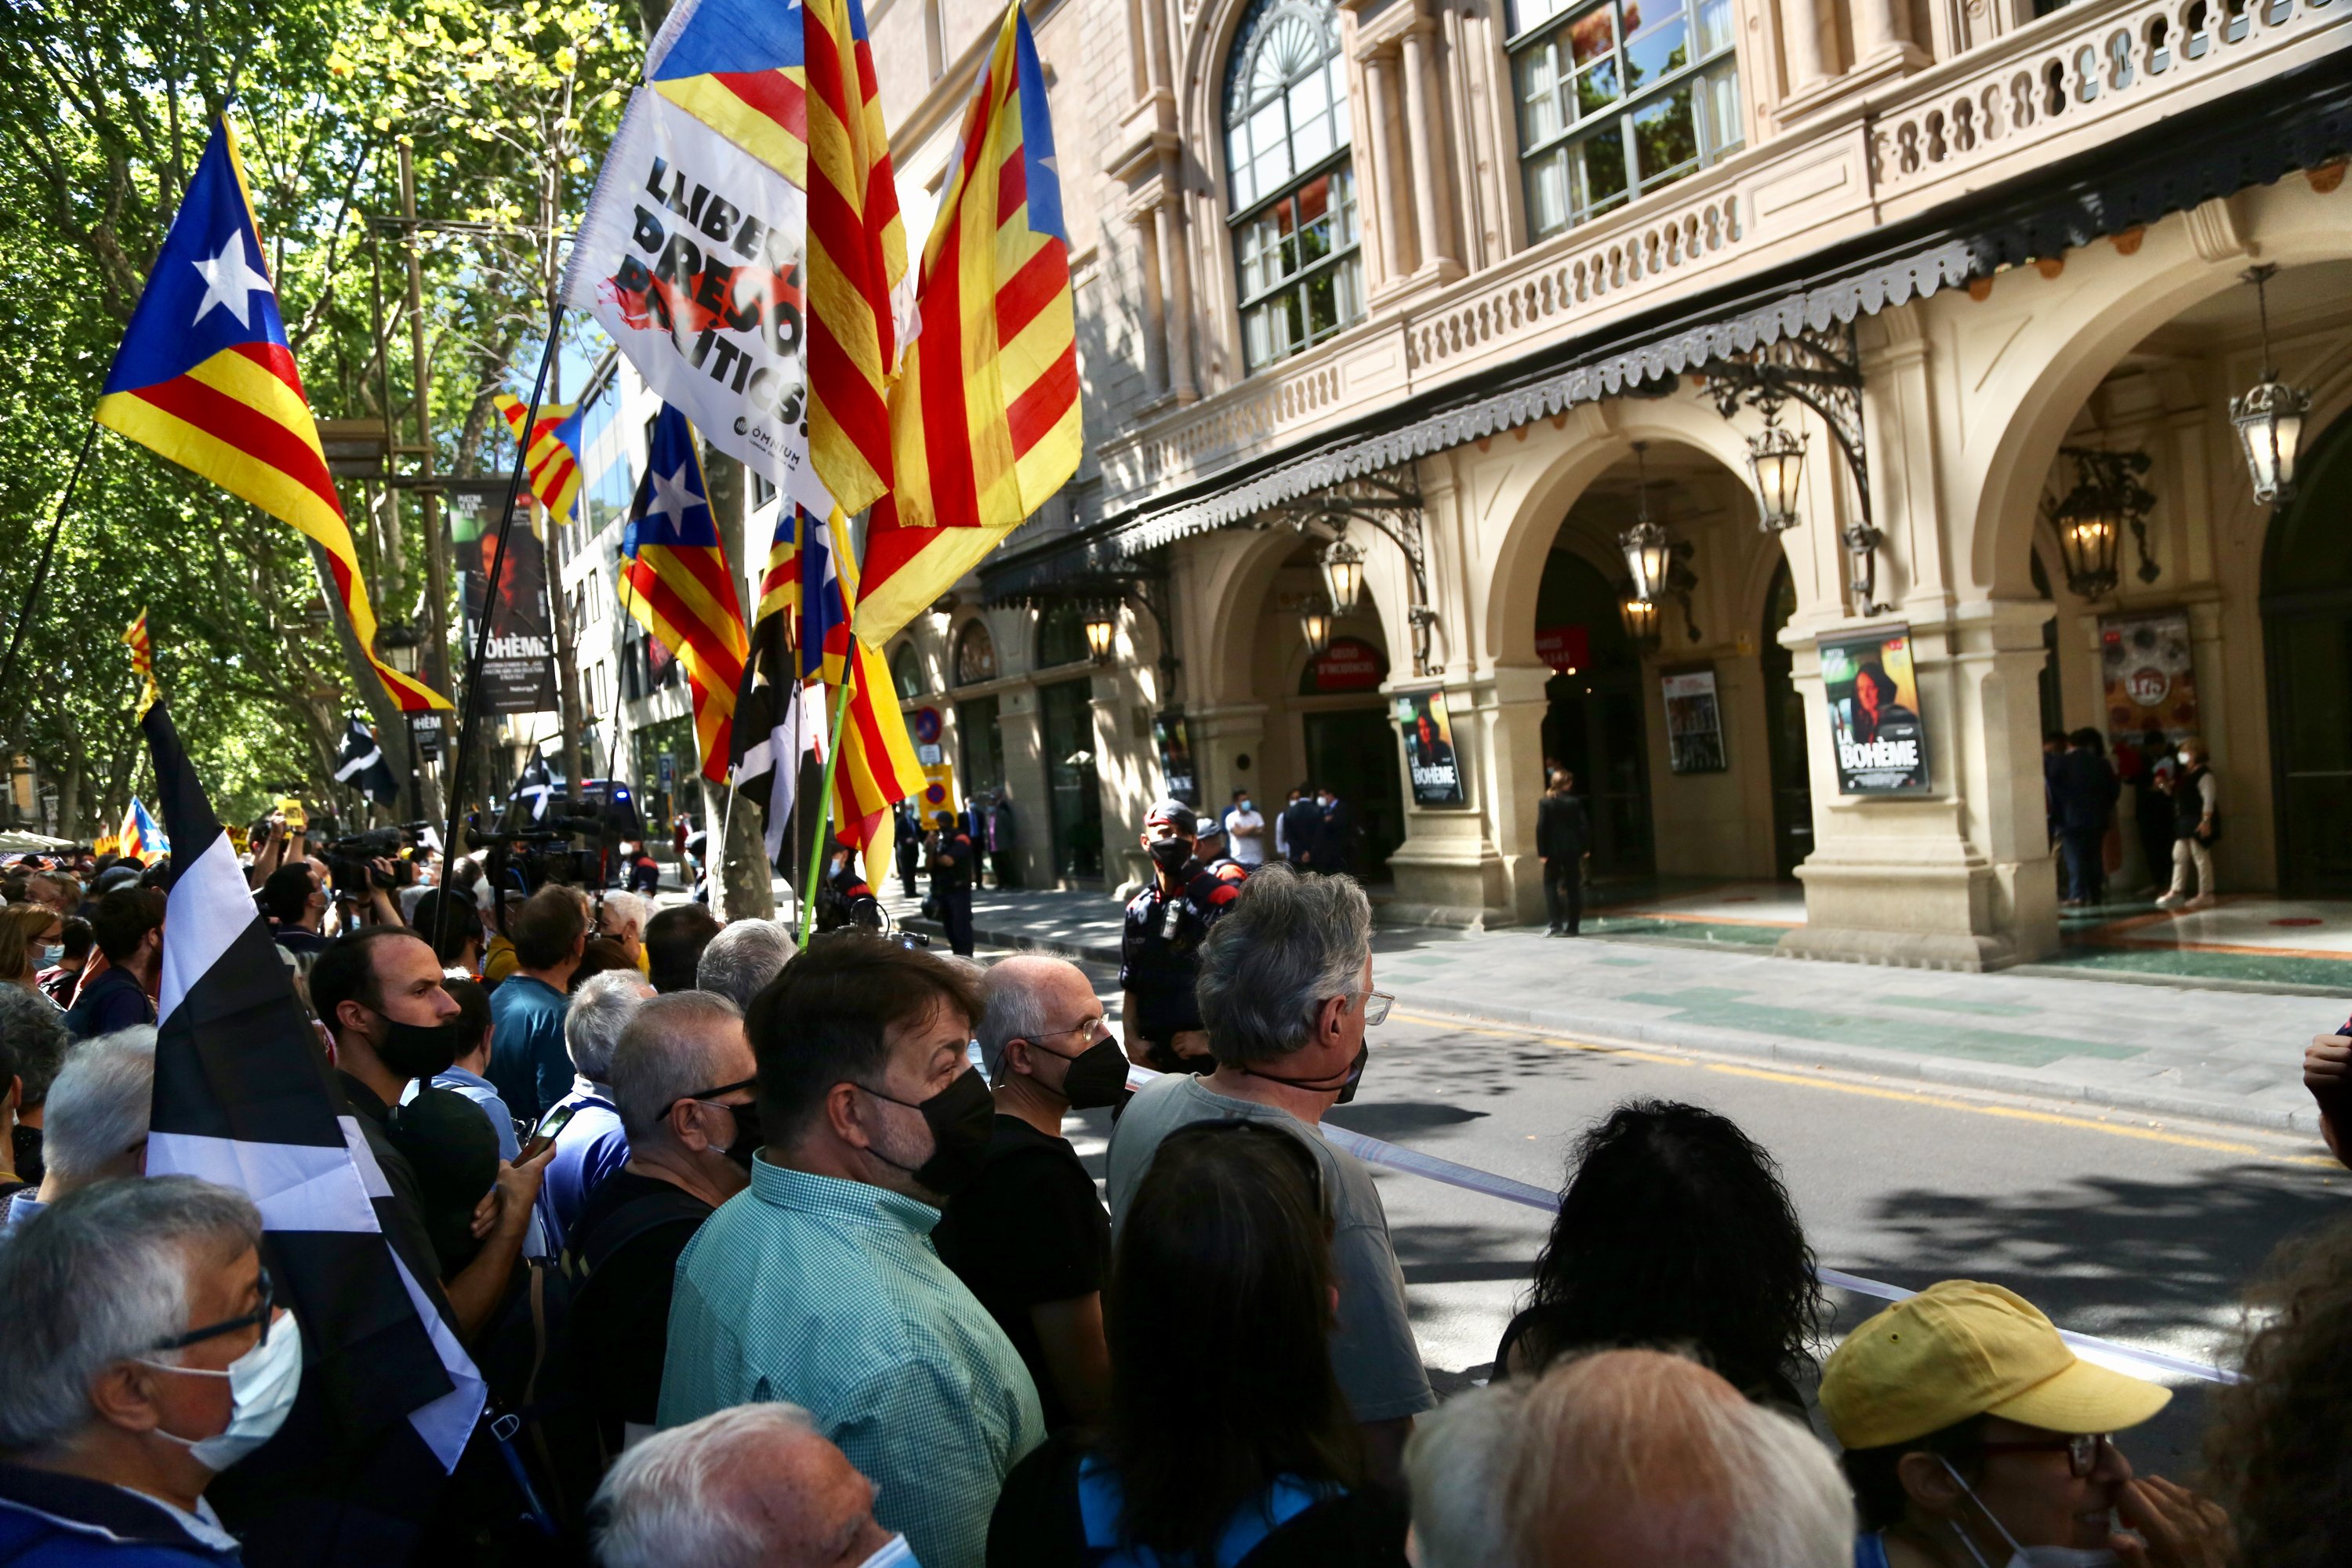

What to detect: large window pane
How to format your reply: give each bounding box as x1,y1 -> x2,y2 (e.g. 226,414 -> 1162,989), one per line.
1569,5 -> 1615,63
1580,129 -> 1630,212
1632,86 -> 1697,180
1625,20 -> 1686,89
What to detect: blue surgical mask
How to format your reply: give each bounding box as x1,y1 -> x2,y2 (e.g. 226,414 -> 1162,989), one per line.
38,945 -> 63,967
140,1310 -> 304,1472
860,1534 -> 920,1567
1938,1457 -> 2121,1568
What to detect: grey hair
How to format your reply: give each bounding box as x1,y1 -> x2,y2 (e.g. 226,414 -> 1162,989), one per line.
0,985 -> 70,1107
566,969 -> 655,1082
0,1176 -> 263,1453
978,955 -> 1081,1081
695,919 -> 797,1009
1193,865 -> 1373,1067
590,1403 -> 826,1568
599,891 -> 650,932
609,990 -> 748,1143
41,1028 -> 157,1187
1406,1381 -> 1527,1568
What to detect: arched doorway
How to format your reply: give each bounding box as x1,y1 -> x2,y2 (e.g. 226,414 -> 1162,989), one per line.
1536,547 -> 1653,874
2263,409 -> 2352,895
1760,561 -> 1809,878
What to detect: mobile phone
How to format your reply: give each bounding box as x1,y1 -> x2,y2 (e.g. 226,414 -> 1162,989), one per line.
523,1101 -> 581,1160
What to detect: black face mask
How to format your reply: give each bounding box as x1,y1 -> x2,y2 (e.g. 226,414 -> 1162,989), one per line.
863,1066 -> 996,1196
1148,837 -> 1192,873
372,1009 -> 458,1081
1038,1036 -> 1130,1111
715,1098 -> 764,1168
1242,1041 -> 1369,1105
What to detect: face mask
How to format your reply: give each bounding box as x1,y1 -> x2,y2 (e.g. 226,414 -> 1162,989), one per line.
1148,837 -> 1192,873
141,1309 -> 303,1472
1938,1458 -> 2120,1568
1238,799 -> 1253,812
1242,1041 -> 1369,1105
713,1098 -> 764,1169
864,1066 -> 996,1196
859,1535 -> 920,1568
38,945 -> 63,967
372,1009 -> 459,1080
1042,1036 -> 1130,1111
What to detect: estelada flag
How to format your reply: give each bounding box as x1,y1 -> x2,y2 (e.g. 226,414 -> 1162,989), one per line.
620,406 -> 750,782
855,0 -> 1081,644
94,118 -> 450,713
491,395 -> 588,524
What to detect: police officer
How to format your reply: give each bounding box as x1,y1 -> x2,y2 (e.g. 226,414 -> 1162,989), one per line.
929,809 -> 977,956
1119,800 -> 1249,1075
894,802 -> 922,898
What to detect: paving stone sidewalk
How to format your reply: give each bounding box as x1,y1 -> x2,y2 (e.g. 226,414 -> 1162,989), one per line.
874,884 -> 2343,1136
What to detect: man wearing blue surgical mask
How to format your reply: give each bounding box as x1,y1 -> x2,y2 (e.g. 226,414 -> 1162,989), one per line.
0,1176 -> 291,1566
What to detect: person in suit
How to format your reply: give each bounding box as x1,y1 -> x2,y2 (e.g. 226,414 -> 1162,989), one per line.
1314,786 -> 1354,877
1279,785 -> 1323,872
1537,770 -> 1592,937
895,803 -> 923,898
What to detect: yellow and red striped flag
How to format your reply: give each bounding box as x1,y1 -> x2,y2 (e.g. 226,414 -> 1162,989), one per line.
823,543 -> 922,865
855,0 -> 1081,645
491,395 -> 587,525
801,0 -> 907,517
93,118 -> 450,713
123,608 -> 158,716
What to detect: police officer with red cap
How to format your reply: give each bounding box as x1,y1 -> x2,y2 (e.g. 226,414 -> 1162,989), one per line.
1119,800 -> 1249,1075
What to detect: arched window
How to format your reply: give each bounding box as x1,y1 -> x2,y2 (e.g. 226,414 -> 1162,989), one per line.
954,619 -> 998,686
891,644 -> 924,701
1037,603 -> 1090,668
1224,0 -> 1361,372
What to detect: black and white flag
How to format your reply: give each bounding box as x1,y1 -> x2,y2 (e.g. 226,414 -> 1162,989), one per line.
729,606 -> 805,863
140,702 -> 483,1541
514,750 -> 557,823
333,715 -> 401,806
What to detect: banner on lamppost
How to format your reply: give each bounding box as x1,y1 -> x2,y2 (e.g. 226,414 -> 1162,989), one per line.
1820,626 -> 1929,794
1394,687 -> 1466,806
453,500 -> 558,717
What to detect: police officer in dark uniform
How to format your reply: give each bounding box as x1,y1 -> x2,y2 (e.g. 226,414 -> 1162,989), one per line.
929,809 -> 977,956
895,801 -> 922,898
1119,800 -> 1250,1075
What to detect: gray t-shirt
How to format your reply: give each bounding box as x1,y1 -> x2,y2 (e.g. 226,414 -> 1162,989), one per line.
1105,1073 -> 1436,1424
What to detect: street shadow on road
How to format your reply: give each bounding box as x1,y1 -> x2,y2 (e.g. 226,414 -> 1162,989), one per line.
1324,1100 -> 1490,1140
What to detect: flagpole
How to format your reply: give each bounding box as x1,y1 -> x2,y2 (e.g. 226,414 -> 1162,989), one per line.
0,423 -> 100,700
435,310 -> 562,956
800,670 -> 858,946
717,764 -> 741,916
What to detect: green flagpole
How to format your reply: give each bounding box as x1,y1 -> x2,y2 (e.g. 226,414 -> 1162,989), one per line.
800,666 -> 858,946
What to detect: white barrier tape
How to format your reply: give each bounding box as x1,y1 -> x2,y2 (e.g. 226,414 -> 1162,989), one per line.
1120,1064 -> 2238,1385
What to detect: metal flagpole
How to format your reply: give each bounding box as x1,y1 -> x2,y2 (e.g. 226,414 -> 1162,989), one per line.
800,669 -> 857,946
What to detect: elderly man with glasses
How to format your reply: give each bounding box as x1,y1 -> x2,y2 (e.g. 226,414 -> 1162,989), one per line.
1104,863 -> 1428,1488
933,956 -> 1125,1432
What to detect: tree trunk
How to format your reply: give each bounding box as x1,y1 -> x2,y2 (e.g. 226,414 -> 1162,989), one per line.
698,445 -> 772,920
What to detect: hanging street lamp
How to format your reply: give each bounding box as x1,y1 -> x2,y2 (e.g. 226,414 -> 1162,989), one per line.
2052,481 -> 2122,598
1618,588 -> 1661,652
2230,263 -> 2311,506
1745,415 -> 1807,533
1083,605 -> 1118,663
1617,442 -> 1672,601
1318,535 -> 1367,618
1298,604 -> 1334,655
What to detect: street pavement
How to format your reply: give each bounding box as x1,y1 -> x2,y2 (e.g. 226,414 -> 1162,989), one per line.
876,883 -> 2347,1135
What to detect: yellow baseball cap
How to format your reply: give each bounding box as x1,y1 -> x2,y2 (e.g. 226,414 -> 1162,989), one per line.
1820,1280 -> 2172,1450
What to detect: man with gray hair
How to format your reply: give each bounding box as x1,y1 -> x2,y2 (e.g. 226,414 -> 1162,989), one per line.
589,1403 -> 899,1568
0,983 -> 71,1187
568,990 -> 757,1453
0,1176 -> 289,1566
695,917 -> 796,1009
7,1026 -> 156,1229
536,967 -> 655,1253
1105,863 -> 1430,1485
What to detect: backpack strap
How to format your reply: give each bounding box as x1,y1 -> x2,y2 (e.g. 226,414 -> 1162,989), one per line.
566,1185 -> 713,1281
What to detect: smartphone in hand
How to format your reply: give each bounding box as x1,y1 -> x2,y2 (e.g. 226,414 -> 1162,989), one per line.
521,1099 -> 582,1161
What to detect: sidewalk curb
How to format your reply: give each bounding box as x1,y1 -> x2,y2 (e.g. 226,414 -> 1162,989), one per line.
917,916 -> 2325,1143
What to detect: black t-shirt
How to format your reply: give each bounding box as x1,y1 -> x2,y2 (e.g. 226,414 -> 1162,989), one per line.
987,1430 -> 1410,1568
1118,858 -> 1249,1041
932,1116 -> 1112,1432
566,1168 -> 714,1438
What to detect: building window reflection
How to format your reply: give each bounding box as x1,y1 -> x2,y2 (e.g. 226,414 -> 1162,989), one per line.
1508,0 -> 1741,238
954,619 -> 998,686
1224,0 -> 1363,372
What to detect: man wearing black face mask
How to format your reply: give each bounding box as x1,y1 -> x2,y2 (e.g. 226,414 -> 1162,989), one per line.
567,991 -> 755,1455
1120,800 -> 1249,1076
660,935 -> 1044,1568
934,956 -> 1120,1431
309,928 -> 554,1345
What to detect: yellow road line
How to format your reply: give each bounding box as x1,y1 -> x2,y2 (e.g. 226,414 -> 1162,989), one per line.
1392,1011 -> 2338,1169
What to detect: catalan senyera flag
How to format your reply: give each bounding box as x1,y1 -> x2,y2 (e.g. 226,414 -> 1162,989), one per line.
491,395 -> 588,524
123,608 -> 158,717
855,0 -> 1080,645
803,0 -> 906,519
95,118 -> 451,713
620,406 -> 750,782
820,543 -> 921,866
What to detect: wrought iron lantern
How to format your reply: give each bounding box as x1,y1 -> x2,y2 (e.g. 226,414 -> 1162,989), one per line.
1318,535 -> 1367,618
1617,443 -> 1672,601
380,621 -> 423,677
1618,588 -> 1661,652
1083,607 -> 1117,663
1298,604 -> 1334,655
2053,495 -> 2121,599
1745,417 -> 1807,533
2046,447 -> 2154,598
2230,263 -> 2311,506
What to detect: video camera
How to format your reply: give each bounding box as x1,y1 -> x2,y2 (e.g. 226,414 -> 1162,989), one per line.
325,823 -> 431,898
805,895 -> 930,951
465,815 -> 604,895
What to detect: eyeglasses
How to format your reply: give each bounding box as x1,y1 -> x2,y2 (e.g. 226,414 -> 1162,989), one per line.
1977,1433 -> 2111,1478
1034,1016 -> 1109,1044
1352,989 -> 1394,1026
151,1265 -> 275,1352
663,1076 -> 757,1119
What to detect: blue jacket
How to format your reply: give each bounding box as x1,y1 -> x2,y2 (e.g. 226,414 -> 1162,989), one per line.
61,970 -> 152,1044
486,975 -> 572,1117
0,1463 -> 241,1566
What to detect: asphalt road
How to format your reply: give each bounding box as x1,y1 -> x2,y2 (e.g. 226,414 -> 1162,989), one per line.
1047,960 -> 2351,1475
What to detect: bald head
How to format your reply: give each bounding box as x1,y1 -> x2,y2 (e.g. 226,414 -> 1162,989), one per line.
1504,1351 -> 1852,1568
978,954 -> 1101,1080
590,1403 -> 893,1568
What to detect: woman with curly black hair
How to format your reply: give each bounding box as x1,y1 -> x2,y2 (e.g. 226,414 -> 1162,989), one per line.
1494,1099 -> 1823,1414
2205,1214 -> 2352,1568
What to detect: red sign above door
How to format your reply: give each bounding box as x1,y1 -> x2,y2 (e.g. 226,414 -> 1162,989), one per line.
1536,624 -> 1590,673
1306,637 -> 1387,693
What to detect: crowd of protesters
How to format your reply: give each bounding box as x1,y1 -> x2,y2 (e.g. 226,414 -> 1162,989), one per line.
0,818 -> 2346,1568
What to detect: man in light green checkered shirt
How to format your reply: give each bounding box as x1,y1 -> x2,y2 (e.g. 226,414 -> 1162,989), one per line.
659,938 -> 1044,1568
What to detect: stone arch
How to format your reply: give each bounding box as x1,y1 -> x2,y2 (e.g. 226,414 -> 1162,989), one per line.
1965,187 -> 2352,598
1189,517 -> 1415,704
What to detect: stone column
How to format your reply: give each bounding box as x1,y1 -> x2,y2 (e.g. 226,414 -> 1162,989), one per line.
1154,165 -> 1198,401
1851,0 -> 1905,60
1397,24 -> 1459,278
1359,51 -> 1414,285
1132,205 -> 1170,397
1780,0 -> 1828,89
